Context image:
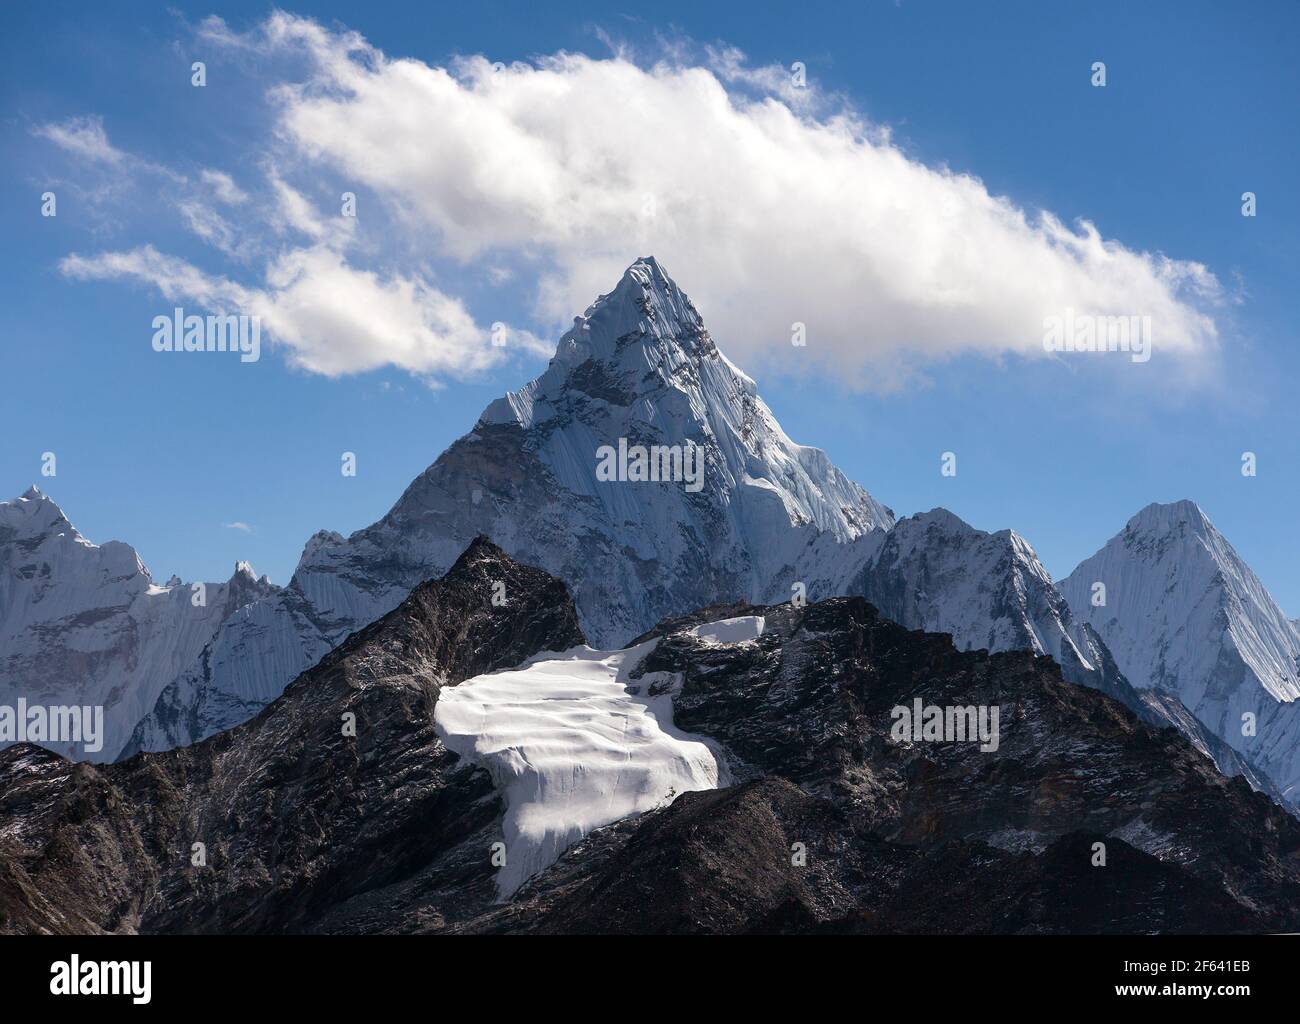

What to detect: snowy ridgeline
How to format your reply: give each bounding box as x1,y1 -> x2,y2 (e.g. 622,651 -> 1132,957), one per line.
433,616 -> 766,896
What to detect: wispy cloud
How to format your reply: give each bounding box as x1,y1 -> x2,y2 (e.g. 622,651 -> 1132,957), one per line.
33,115 -> 125,165
223,521 -> 254,533
60,243 -> 549,378
200,169 -> 249,205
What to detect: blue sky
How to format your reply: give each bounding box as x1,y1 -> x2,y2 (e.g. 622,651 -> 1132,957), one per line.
2,1 -> 1298,611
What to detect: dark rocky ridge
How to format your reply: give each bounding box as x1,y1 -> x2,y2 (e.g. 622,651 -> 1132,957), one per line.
0,538 -> 584,934
3,543 -> 1299,934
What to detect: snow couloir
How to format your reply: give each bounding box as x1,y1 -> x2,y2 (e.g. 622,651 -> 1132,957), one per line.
433,617 -> 765,897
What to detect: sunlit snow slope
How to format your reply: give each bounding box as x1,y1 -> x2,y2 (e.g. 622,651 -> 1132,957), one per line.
434,633 -> 742,896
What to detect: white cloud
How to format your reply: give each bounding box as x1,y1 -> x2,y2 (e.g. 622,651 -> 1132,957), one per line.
59,244 -> 546,378
33,115 -> 125,165
60,245 -> 251,308
200,169 -> 250,205
52,14 -> 1224,392
207,12 -> 1222,389
224,521 -> 254,533
177,200 -> 244,259
268,174 -> 333,241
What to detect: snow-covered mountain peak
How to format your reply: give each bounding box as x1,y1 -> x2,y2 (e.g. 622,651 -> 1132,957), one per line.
893,507 -> 987,541
1124,498 -> 1214,541
407,257 -> 894,556
1064,500 -> 1300,702
876,508 -> 1040,570
850,506 -> 1134,701
480,256 -> 723,432
561,255 -> 709,366
1062,501 -> 1300,803
0,491 -> 277,762
296,529 -> 345,571
124,258 -> 898,756
0,486 -> 80,544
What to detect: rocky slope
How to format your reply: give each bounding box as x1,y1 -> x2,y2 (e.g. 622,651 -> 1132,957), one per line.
4,542 -> 1298,935
0,487 -> 276,762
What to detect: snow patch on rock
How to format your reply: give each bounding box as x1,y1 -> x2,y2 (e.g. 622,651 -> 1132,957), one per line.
434,640 -> 727,897
693,615 -> 766,644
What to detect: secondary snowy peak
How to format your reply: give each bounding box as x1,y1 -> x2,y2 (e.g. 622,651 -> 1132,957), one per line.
1062,500 -> 1300,705
847,506 -> 1291,802
0,488 -> 277,762
855,508 -> 1104,681
1061,500 -> 1300,804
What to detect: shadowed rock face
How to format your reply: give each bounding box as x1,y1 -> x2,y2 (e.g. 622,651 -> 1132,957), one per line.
0,538 -> 585,935
469,781 -> 1259,935
4,545 -> 1300,935
474,598 -> 1300,934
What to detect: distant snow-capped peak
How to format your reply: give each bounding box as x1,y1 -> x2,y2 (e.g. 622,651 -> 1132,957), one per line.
856,507 -> 1104,679
1061,500 -> 1300,804
0,488 -> 277,762
1062,500 -> 1300,705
